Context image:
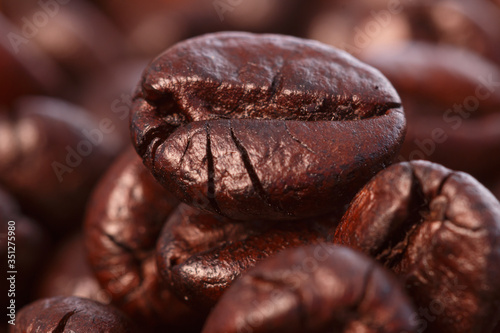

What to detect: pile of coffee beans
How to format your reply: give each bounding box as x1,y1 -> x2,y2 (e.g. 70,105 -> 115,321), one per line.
1,1 -> 500,332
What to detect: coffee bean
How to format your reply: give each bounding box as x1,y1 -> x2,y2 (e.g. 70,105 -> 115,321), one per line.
404,1 -> 500,65
37,234 -> 108,304
0,15 -> 68,105
3,0 -> 127,81
363,43 -> 500,180
156,203 -> 336,311
0,96 -> 121,231
84,149 -> 202,331
202,244 -> 417,333
130,32 -> 405,221
334,160 -> 500,332
0,187 -> 48,309
12,296 -> 137,333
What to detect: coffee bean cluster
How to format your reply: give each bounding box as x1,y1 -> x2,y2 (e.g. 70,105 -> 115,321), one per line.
1,1 -> 500,332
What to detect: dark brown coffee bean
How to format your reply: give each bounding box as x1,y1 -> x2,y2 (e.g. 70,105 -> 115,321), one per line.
334,160 -> 500,333
403,1 -> 500,65
3,0 -> 126,81
131,32 -> 405,221
0,15 -> 69,105
0,187 -> 48,309
84,149 -> 202,331
363,42 -> 500,180
156,203 -> 336,311
79,59 -> 148,140
12,296 -> 137,333
363,42 -> 500,113
202,244 -> 417,333
0,96 -> 121,231
307,0 -> 410,54
37,234 -> 108,304
92,0 -> 312,54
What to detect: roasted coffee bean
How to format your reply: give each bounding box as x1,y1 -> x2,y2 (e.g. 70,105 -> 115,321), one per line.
3,0 -> 126,81
308,0 -> 500,65
79,59 -> 148,140
84,149 -> 202,331
92,0 -> 311,54
334,160 -> 500,333
0,15 -> 68,105
37,235 -> 108,304
363,42 -> 500,180
0,187 -> 47,309
12,296 -> 137,333
307,0 -> 411,53
403,1 -> 500,65
363,42 -> 500,111
156,203 -> 336,311
0,96 -> 121,231
131,32 -> 405,221
202,244 -> 417,333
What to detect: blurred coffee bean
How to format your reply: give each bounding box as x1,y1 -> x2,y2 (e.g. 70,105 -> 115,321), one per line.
363,42 -> 500,181
404,0 -> 500,65
308,0 -> 411,54
94,0 -> 311,49
0,187 -> 48,309
308,0 -> 500,65
3,0 -> 127,82
0,96 -> 122,231
37,234 -> 109,304
0,14 -> 69,105
79,59 -> 148,140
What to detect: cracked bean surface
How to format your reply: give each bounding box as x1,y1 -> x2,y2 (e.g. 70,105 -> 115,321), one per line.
202,245 -> 417,333
334,160 -> 500,333
156,203 -> 336,311
84,149 -> 202,331
13,296 -> 136,333
130,31 -> 406,221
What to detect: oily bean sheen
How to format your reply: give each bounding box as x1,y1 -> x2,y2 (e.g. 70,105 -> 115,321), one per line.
84,149 -> 202,332
202,245 -> 417,333
131,32 -> 405,221
156,203 -> 335,311
12,296 -> 136,333
334,160 -> 500,333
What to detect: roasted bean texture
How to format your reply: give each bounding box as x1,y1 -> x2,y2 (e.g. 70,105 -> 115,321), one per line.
334,160 -> 500,333
202,244 -> 417,333
131,32 -> 406,221
156,203 -> 336,311
84,149 -> 202,331
12,296 -> 136,333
